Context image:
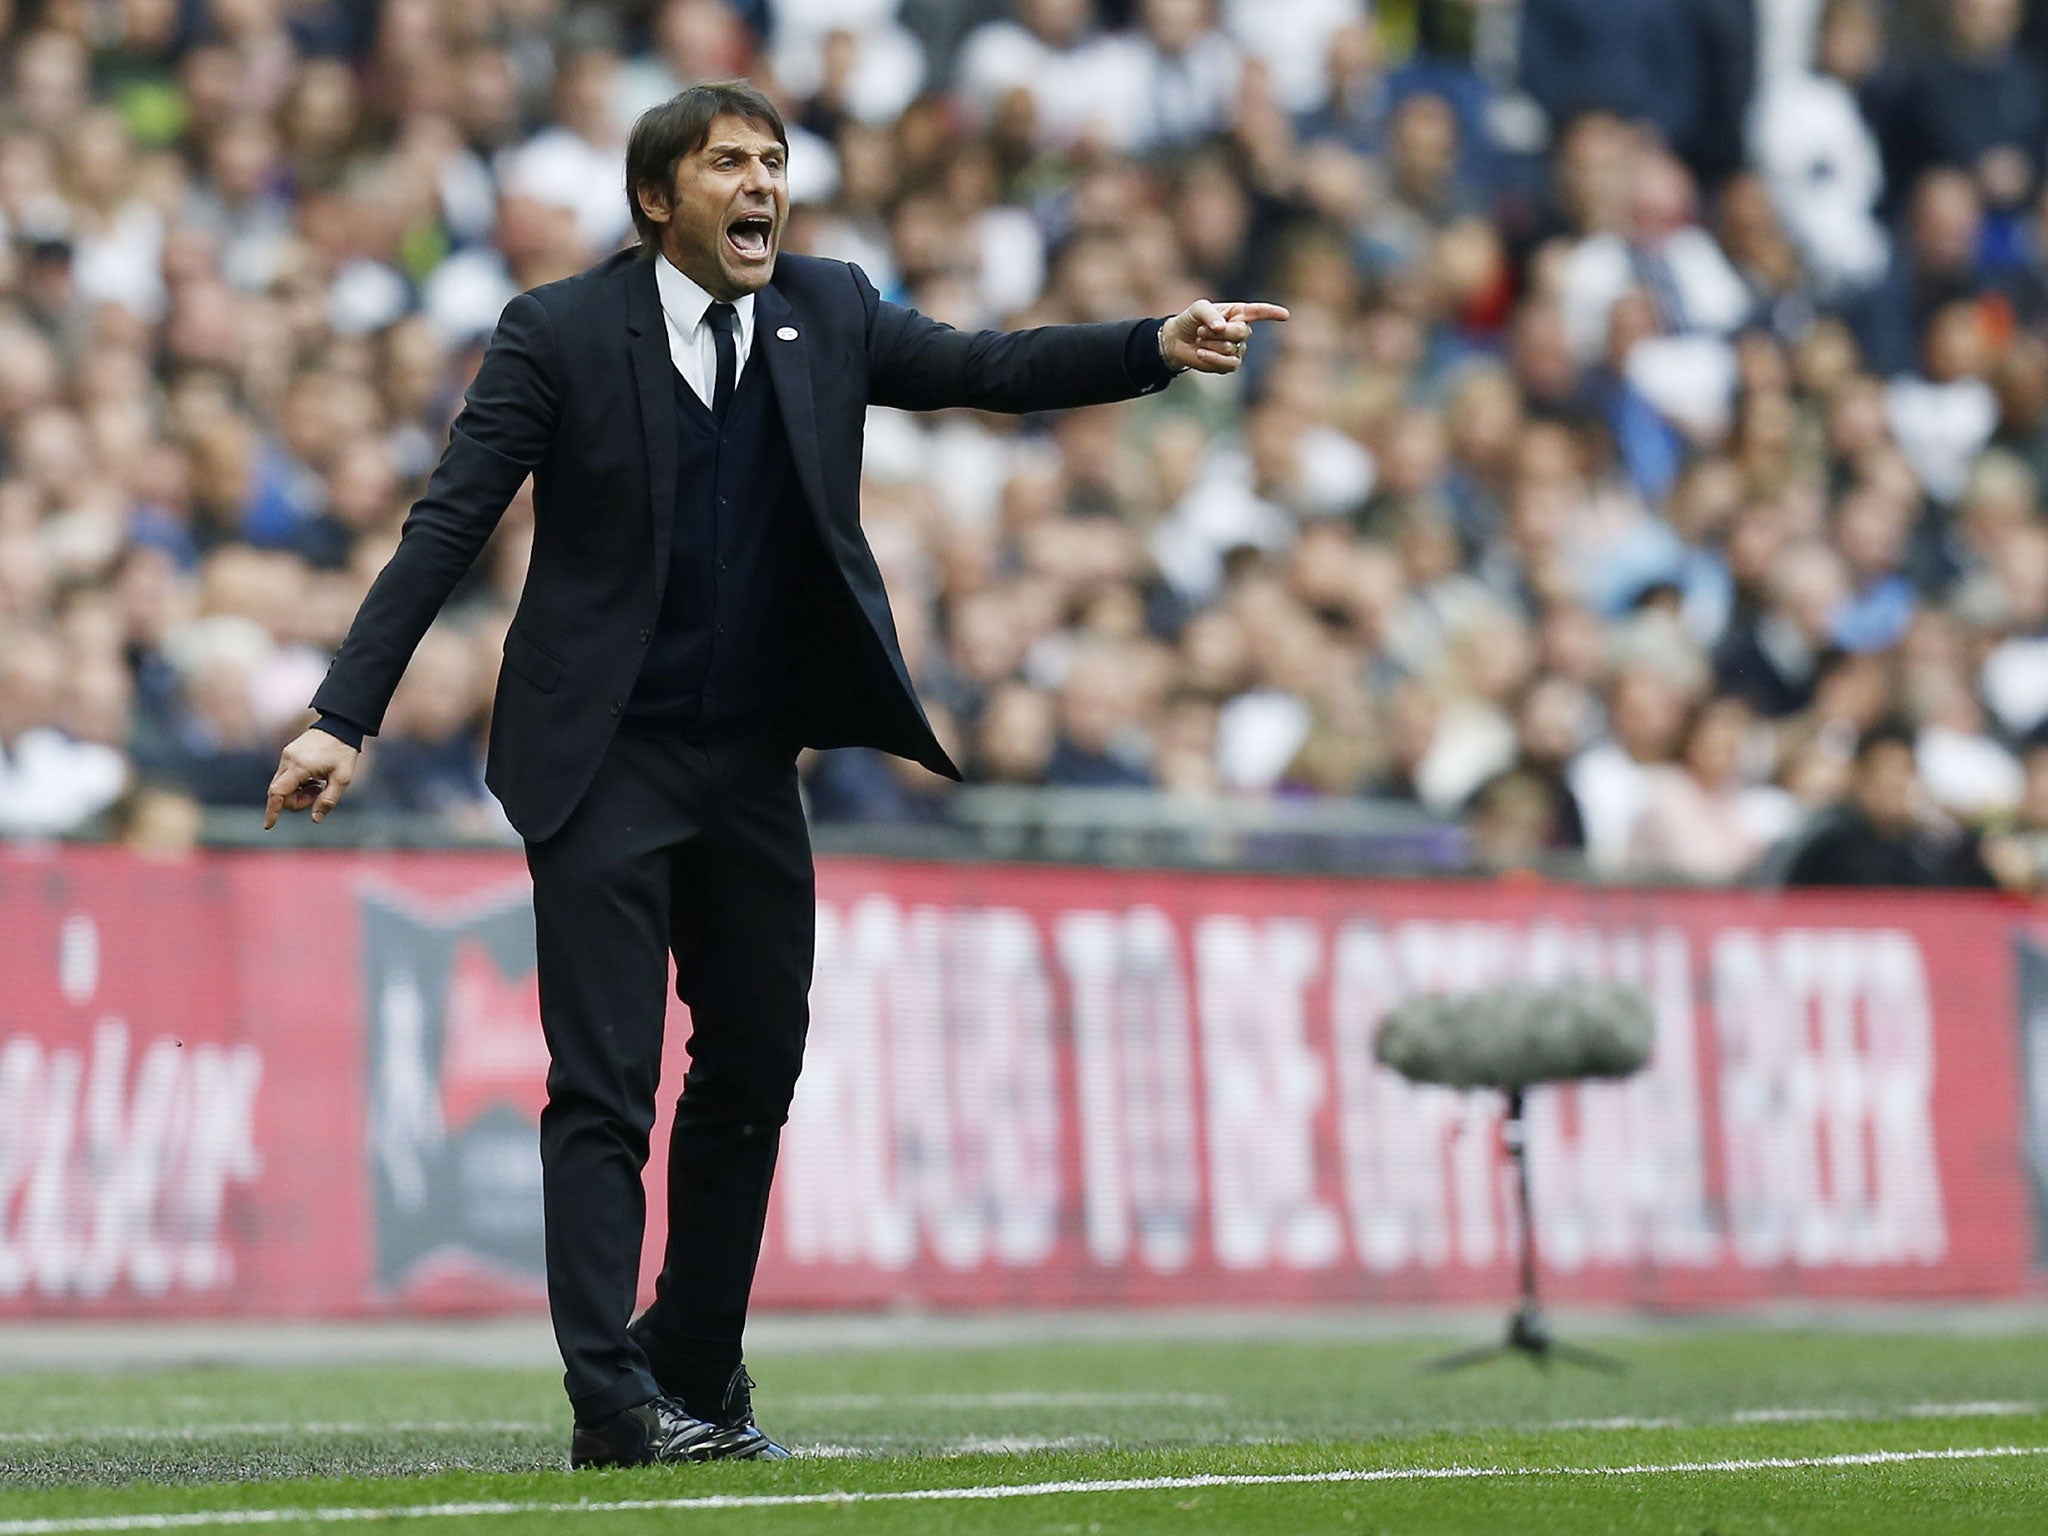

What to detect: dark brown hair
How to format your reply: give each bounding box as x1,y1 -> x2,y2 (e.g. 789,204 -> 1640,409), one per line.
624,81 -> 788,256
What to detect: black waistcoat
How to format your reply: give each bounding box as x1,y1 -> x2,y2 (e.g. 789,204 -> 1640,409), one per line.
624,328 -> 818,738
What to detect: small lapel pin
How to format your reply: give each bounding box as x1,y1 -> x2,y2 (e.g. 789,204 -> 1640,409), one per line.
776,326 -> 799,341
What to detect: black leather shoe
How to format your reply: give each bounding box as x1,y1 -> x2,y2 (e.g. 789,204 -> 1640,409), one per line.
628,1317 -> 793,1461
569,1396 -> 761,1469
684,1366 -> 792,1461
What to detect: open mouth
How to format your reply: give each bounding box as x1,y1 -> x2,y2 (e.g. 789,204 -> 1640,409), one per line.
726,212 -> 773,262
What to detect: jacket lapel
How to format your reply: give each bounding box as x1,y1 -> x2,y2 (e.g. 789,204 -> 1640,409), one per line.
624,257 -> 679,598
754,283 -> 833,536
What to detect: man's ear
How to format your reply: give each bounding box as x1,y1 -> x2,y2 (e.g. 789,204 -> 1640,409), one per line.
635,179 -> 671,228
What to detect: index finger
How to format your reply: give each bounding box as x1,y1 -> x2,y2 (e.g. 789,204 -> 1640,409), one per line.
266,761 -> 307,831
1224,303 -> 1291,323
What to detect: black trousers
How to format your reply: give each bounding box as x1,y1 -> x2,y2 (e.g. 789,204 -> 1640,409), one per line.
524,728 -> 813,1421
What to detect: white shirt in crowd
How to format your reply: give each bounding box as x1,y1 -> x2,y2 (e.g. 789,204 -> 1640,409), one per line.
770,0 -> 927,126
1569,742 -> 1656,874
654,251 -> 757,408
1102,27 -> 1244,152
1918,724 -> 2023,819
1152,429 -> 1376,603
955,19 -> 1140,145
1222,0 -> 1365,113
1753,0 -> 1826,86
0,730 -> 127,838
1560,227 -> 1752,365
1885,375 -> 1998,505
1749,71 -> 1888,294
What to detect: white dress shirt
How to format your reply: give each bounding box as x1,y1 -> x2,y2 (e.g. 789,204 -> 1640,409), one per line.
653,251 -> 756,407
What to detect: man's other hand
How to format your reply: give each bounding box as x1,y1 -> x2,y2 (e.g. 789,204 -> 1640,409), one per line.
1161,299 -> 1290,375
266,729 -> 360,829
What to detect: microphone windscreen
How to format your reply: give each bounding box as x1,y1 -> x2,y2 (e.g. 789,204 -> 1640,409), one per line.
1373,981 -> 1656,1088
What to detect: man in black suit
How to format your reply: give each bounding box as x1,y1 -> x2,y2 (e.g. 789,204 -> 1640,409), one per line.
265,80 -> 1284,1468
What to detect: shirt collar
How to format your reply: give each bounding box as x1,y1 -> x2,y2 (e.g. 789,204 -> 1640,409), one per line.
654,250 -> 754,336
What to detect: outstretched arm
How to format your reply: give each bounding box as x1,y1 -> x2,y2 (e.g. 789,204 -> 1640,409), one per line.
267,290 -> 560,829
858,264 -> 1287,413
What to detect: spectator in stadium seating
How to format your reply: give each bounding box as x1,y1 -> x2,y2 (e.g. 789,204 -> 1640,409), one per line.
615,2 -> 757,132
0,628 -> 130,836
1109,0 -> 1243,155
1849,167 -> 1988,378
1047,643 -> 1155,788
1884,298 -> 2001,505
140,621 -> 282,808
973,680 -> 1059,786
1369,677 -> 1443,806
1973,521 -> 2048,740
1978,724 -> 2048,893
1748,0 -> 1890,295
1558,143 -> 1750,367
1625,692 -> 1797,881
1569,661 -> 1690,871
1438,363 -> 1521,551
110,779 -> 206,857
1874,0 -> 2044,224
802,708 -> 962,825
1988,335 -> 2048,498
1829,482 -> 1919,652
498,38 -> 636,256
1781,717 -> 1997,886
1293,18 -> 1389,155
1714,540 -> 1848,717
1716,174 -> 1814,341
1465,763 -> 1567,874
1358,92 -> 1475,275
770,0 -> 928,136
1464,671 -> 1591,855
957,0 -> 1128,148
1908,655 -> 2022,822
1521,0 -> 1754,187
1520,0 -> 1703,164
360,624 -> 488,818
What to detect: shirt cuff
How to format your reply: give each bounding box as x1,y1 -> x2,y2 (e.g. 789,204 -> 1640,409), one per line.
1124,317 -> 1179,394
311,712 -> 368,751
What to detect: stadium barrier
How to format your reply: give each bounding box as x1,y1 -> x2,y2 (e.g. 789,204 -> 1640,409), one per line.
1,845 -> 2044,1318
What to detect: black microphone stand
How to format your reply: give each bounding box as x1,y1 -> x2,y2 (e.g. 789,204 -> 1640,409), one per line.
1427,1087 -> 1626,1374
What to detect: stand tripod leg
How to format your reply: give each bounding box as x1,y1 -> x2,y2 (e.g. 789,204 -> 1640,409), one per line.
1424,1340 -> 1516,1373
1416,1091 -> 1627,1375
1542,1338 -> 1628,1374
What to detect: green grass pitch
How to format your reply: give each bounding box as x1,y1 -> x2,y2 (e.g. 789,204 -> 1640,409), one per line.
4,1325 -> 2048,1533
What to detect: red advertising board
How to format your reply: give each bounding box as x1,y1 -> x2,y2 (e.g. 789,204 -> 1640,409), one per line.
0,846 -> 2040,1319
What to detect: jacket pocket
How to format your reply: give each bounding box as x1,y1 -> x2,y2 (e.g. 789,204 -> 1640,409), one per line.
502,628 -> 564,693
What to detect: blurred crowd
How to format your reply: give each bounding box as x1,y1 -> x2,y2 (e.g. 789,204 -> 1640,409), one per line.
10,0 -> 2048,888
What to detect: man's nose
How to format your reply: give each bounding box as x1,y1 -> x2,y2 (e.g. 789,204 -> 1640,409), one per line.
742,157 -> 774,194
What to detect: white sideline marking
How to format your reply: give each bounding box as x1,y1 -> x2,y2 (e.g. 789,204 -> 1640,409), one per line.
1,1445 -> 2044,1532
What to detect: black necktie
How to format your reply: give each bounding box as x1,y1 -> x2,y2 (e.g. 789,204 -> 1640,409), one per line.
706,301 -> 737,421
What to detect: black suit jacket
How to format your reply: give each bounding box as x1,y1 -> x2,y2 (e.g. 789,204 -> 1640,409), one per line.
313,248 -> 1174,841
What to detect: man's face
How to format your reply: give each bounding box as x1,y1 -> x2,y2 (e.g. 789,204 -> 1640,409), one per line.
640,112 -> 787,300
1856,742 -> 1919,834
